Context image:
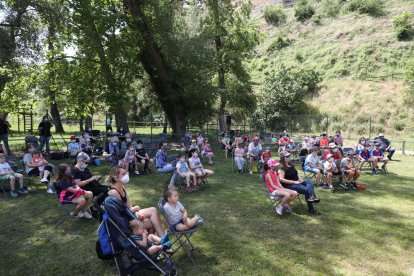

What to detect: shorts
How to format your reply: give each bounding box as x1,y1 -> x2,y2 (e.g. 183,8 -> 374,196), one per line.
0,172 -> 21,181
171,219 -> 184,231
304,167 -> 320,174
193,168 -> 203,174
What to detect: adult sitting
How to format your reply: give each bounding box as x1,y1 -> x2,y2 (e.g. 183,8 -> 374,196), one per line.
72,152 -> 109,205
278,154 -> 320,216
121,132 -> 137,150
340,150 -> 361,189
247,136 -> 262,175
107,166 -> 165,237
375,133 -> 395,160
136,140 -> 153,173
303,147 -> 323,186
180,132 -> 192,152
155,142 -> 177,188
285,139 -> 298,156
234,142 -> 245,173
67,135 -> 81,158
277,135 -> 289,153
334,130 -> 344,147
264,159 -> 298,215
299,136 -> 312,165
188,149 -> 214,182
81,138 -> 95,155
103,135 -> 121,166
22,143 -> 54,192
322,143 -> 343,161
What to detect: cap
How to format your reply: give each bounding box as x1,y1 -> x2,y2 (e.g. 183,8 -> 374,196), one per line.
267,159 -> 280,168
326,153 -> 333,159
77,152 -> 90,161
70,135 -> 76,140
329,143 -> 336,148
304,137 -> 309,141
253,136 -> 259,141
192,139 -> 196,142
379,133 -> 384,137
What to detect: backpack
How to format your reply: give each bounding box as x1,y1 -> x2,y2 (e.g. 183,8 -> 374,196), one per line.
96,213 -> 114,260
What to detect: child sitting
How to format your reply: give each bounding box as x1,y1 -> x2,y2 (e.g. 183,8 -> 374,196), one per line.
176,153 -> 197,192
201,139 -> 214,165
56,164 -> 93,218
189,139 -> 199,152
68,136 -> 81,158
163,188 -> 203,231
129,219 -> 171,255
31,150 -> 49,183
323,154 -> 342,190
260,147 -> 272,166
120,142 -> 140,175
188,149 -> 214,183
0,153 -> 27,198
196,133 -> 204,148
370,143 -> 388,173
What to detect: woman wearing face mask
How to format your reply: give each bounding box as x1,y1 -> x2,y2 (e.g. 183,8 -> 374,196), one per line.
103,135 -> 120,166
72,152 -> 109,205
56,164 -> 93,218
188,149 -> 214,182
279,152 -> 321,216
264,159 -> 298,215
22,143 -> 54,193
356,137 -> 367,152
107,166 -> 165,237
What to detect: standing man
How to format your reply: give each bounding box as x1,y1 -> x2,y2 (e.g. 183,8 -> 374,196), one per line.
106,114 -> 113,133
0,117 -> 11,155
38,116 -> 53,156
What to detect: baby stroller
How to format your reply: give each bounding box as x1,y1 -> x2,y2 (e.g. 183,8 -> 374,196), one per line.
96,195 -> 177,276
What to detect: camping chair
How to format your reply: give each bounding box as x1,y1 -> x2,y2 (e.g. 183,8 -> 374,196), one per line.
20,159 -> 38,191
260,180 -> 283,214
231,150 -> 248,174
0,178 -> 8,199
157,197 -> 200,264
99,196 -> 176,276
53,182 -> 78,230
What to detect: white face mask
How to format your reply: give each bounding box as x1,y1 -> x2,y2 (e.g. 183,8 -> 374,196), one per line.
332,148 -> 338,152
361,141 -> 366,145
126,138 -> 131,142
312,152 -> 318,157
120,173 -> 130,184
193,153 -> 198,158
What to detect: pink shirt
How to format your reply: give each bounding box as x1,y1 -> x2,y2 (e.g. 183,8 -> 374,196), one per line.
234,147 -> 244,157
264,170 -> 283,193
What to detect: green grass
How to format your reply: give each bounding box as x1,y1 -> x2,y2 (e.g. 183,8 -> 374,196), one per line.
1,145 -> 414,275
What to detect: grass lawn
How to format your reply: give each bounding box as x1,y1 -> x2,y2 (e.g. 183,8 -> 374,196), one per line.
0,147 -> 413,275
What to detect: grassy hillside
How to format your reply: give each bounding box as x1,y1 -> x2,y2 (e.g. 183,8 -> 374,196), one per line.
250,0 -> 414,139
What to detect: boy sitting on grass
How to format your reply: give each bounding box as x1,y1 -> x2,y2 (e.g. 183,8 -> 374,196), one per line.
0,153 -> 27,198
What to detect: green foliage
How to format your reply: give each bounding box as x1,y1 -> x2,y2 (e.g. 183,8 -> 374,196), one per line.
263,4 -> 286,26
254,65 -> 321,128
346,0 -> 385,17
403,59 -> 414,106
295,52 -> 305,63
267,34 -> 290,52
319,0 -> 343,18
294,0 -> 315,22
392,12 -> 413,40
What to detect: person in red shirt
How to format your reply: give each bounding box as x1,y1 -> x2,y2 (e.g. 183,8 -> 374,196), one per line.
319,134 -> 329,148
322,143 -> 343,161
278,135 -> 289,152
261,147 -> 272,163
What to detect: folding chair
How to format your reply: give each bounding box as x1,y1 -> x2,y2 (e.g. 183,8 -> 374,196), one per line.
157,197 -> 200,264
0,179 -> 8,199
231,151 -> 247,174
260,180 -> 283,214
53,182 -> 78,230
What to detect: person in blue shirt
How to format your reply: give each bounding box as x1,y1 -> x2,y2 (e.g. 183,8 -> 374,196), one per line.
155,142 -> 177,188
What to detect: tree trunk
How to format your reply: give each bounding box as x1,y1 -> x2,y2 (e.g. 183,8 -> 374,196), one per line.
84,115 -> 92,130
79,117 -> 84,133
122,0 -> 187,136
115,109 -> 129,131
47,24 -> 65,133
163,113 -> 168,134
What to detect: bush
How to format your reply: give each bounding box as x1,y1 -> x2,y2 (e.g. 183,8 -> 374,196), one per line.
263,4 -> 287,26
319,0 -> 343,18
267,35 -> 290,52
294,0 -> 315,22
392,12 -> 413,40
347,0 -> 384,17
392,121 -> 405,131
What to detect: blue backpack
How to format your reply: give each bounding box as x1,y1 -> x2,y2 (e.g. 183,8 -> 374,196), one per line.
96,213 -> 113,260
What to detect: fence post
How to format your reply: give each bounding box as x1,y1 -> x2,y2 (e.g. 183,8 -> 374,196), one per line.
368,116 -> 372,140
402,140 -> 406,155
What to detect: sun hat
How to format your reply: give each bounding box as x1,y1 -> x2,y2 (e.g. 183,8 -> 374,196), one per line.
253,136 -> 259,141
329,143 -> 336,148
326,153 -> 333,159
267,159 -> 280,168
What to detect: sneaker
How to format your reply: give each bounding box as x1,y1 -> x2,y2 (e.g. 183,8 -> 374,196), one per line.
160,232 -> 170,245
17,188 -> 28,194
339,183 -> 349,190
308,209 -> 321,216
162,241 -> 172,248
284,205 -> 293,213
351,181 -> 358,189
195,214 -> 204,225
134,170 -> 140,175
275,205 -> 283,215
76,212 -> 84,218
372,168 -> 377,174
69,211 -> 75,216
307,196 -> 317,202
328,185 -> 334,190
387,155 -> 392,160
82,211 -> 93,219
40,178 -> 49,184
322,184 -> 330,189
10,190 -> 18,198
47,188 -> 55,194
381,166 -> 387,172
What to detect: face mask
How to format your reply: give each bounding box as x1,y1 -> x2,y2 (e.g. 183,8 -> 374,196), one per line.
112,142 -> 117,146
65,170 -> 72,177
271,166 -> 279,171
285,157 -> 291,162
28,148 -> 36,154
71,140 -> 76,143
120,173 -> 130,184
81,163 -> 88,169
332,148 -> 338,153
193,153 -> 198,158
126,138 -> 131,142
361,141 -> 366,145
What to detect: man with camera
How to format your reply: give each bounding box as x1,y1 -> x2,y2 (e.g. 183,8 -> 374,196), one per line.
38,116 -> 53,156
0,117 -> 11,155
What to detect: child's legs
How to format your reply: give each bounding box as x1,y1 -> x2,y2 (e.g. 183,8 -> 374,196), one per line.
274,189 -> 291,207
370,157 -> 378,167
326,172 -> 333,184
353,170 -> 361,180
194,170 -> 203,177
346,170 -> 354,181
180,217 -> 199,230
189,171 -> 197,184
83,191 -> 93,211
147,245 -> 163,255
358,160 -> 365,170
203,169 -> 213,176
15,173 -> 24,188
148,233 -> 160,244
182,172 -> 191,186
72,196 -> 86,213
8,175 -> 16,190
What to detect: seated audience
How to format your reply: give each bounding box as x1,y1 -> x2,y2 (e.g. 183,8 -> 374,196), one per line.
334,130 -> 344,147
163,188 -> 203,231
180,132 -> 192,152
260,147 -> 272,167
119,142 -> 140,175
68,135 -> 81,158
357,143 -> 377,172
370,143 -> 389,173
278,155 -> 320,216
278,135 -> 289,152
375,133 -> 395,160
340,150 -> 360,189
323,154 -> 342,190
136,141 -> 153,173
81,138 -> 94,155
188,149 -> 213,183
201,139 -> 214,165
103,135 -> 121,166
129,219 -> 171,255
234,142 -> 246,174
248,136 -> 262,174
56,163 -> 93,219
121,132 -> 137,150
355,137 -> 367,152
176,153 -> 197,192
196,132 -> 204,148
264,159 -> 298,215
304,147 -> 323,186
107,166 -> 165,236
0,153 -> 27,197
322,143 -> 343,161
189,139 -> 199,152
319,134 -> 329,148
155,142 -> 177,188
285,139 -> 297,156
117,126 -> 127,136
23,143 -> 54,192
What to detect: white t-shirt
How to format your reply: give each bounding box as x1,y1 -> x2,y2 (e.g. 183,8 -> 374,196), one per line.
248,142 -> 262,156
163,201 -> 184,226
324,161 -> 336,172
0,162 -> 12,174
197,136 -> 204,145
305,154 -> 320,167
